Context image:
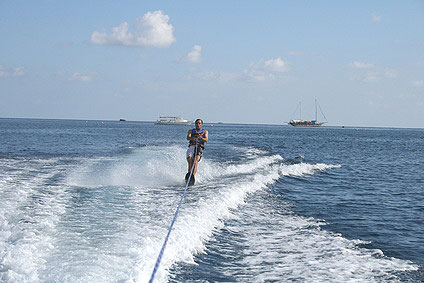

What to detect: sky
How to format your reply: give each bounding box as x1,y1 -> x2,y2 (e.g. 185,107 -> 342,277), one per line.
1,1 -> 423,127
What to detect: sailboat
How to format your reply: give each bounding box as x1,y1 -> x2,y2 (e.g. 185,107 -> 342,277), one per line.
288,99 -> 327,127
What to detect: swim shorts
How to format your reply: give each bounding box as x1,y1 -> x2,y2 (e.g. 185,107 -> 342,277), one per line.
186,145 -> 203,159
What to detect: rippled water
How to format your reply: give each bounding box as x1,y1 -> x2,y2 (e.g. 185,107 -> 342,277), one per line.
0,118 -> 423,282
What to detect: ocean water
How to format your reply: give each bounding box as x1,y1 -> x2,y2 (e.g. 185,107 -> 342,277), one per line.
0,118 -> 423,282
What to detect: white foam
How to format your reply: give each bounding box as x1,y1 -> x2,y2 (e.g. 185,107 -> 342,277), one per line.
235,146 -> 269,158
2,145 -> 413,282
0,157 -> 76,282
66,146 -> 188,188
225,205 -> 418,282
279,163 -> 341,177
196,154 -> 283,182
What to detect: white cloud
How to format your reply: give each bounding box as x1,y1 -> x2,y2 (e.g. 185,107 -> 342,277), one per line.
243,57 -> 290,82
372,14 -> 382,22
69,72 -> 95,82
264,57 -> 289,72
188,57 -> 289,83
91,11 -> 175,48
411,80 -> 424,87
349,61 -> 375,69
185,45 -> 202,63
0,65 -> 25,77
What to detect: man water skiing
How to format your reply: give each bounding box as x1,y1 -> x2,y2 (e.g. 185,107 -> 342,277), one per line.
185,119 -> 208,185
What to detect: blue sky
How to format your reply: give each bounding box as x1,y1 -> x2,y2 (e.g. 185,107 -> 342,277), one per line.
1,1 -> 423,127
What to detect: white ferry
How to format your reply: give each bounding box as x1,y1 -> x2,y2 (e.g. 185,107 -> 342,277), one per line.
155,116 -> 192,125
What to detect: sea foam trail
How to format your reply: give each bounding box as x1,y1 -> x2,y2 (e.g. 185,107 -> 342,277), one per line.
220,192 -> 418,282
0,146 -> 363,282
0,157 -> 77,282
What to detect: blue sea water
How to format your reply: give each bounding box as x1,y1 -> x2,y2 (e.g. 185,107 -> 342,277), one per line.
0,118 -> 423,282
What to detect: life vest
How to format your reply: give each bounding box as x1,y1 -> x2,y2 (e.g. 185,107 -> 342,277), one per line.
189,129 -> 205,148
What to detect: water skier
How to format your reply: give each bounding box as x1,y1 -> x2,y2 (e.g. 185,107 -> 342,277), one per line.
185,119 -> 208,185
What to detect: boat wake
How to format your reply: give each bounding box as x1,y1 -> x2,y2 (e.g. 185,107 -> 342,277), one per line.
0,146 -> 418,282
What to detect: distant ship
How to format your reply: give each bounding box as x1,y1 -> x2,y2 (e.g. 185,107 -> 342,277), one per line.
119,118 -> 126,121
155,116 -> 192,125
288,99 -> 327,127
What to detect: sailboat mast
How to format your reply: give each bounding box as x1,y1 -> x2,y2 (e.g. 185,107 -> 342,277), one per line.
315,98 -> 317,121
300,102 -> 302,120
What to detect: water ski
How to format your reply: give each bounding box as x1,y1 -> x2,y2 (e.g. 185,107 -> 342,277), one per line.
185,173 -> 195,186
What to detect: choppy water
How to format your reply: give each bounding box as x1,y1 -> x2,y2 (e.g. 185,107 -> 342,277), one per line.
0,118 -> 423,282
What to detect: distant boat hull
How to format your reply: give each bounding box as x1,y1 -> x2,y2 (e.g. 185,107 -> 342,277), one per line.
289,120 -> 325,127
